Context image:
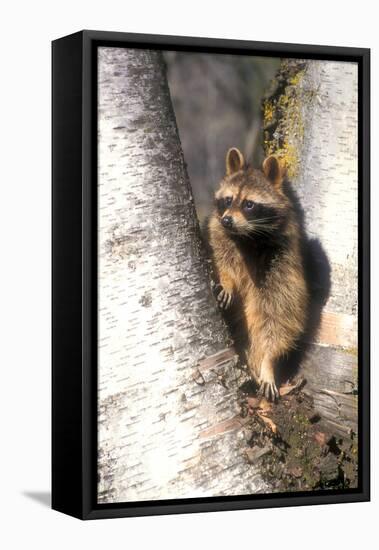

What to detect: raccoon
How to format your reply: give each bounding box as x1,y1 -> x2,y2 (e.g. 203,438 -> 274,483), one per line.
206,147 -> 308,401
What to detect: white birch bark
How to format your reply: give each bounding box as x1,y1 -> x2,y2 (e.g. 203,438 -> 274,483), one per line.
264,59 -> 358,334
263,59 -> 359,441
298,61 -> 359,437
97,47 -> 267,504
296,61 -> 358,320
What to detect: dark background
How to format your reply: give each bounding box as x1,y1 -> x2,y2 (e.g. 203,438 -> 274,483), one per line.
165,52 -> 279,220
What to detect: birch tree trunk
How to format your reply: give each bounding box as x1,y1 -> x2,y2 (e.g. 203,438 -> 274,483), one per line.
97,47 -> 268,504
263,60 -> 358,440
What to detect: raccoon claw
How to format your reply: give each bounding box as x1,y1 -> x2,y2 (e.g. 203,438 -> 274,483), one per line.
215,286 -> 233,310
258,381 -> 279,402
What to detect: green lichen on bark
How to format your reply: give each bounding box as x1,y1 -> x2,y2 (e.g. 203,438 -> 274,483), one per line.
262,59 -> 308,179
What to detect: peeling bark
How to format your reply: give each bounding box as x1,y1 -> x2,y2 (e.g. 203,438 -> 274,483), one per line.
97,48 -> 268,503
263,60 -> 358,446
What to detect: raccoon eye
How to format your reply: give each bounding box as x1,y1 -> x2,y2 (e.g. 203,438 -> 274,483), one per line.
224,196 -> 233,207
243,200 -> 254,210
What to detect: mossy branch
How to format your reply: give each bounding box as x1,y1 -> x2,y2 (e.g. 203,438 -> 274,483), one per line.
262,60 -> 308,179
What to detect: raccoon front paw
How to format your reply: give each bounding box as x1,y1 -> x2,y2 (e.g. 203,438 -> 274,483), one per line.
213,284 -> 233,310
258,380 -> 279,402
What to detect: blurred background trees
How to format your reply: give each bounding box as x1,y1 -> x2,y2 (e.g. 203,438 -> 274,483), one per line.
165,52 -> 279,220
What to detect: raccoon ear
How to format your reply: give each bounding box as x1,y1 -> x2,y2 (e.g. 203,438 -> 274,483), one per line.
262,155 -> 285,188
226,148 -> 245,175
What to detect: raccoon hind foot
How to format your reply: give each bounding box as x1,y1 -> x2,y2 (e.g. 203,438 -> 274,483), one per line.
258,380 -> 279,402
257,357 -> 279,402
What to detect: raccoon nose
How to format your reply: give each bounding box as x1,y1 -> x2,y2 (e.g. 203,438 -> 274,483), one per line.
221,215 -> 233,228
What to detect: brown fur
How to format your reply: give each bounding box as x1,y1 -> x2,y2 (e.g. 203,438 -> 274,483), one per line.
206,148 -> 308,400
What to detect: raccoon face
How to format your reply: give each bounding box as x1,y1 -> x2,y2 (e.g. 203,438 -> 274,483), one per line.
214,148 -> 289,239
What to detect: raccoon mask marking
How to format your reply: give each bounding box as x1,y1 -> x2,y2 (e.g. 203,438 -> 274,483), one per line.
214,148 -> 289,245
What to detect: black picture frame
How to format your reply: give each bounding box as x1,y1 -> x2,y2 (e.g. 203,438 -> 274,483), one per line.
52,30 -> 370,520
